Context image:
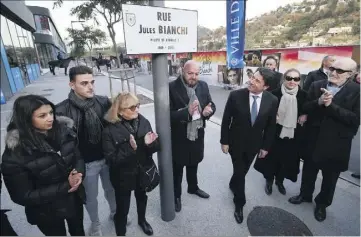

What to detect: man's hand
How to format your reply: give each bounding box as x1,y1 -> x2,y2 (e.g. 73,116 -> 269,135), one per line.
202,103 -> 213,117
221,144 -> 229,154
298,114 -> 307,126
258,149 -> 268,159
188,100 -> 199,116
319,88 -> 333,106
130,134 -> 137,150
145,132 -> 158,145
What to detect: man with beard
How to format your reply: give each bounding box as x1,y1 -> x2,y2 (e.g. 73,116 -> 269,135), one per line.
221,67 -> 278,224
289,58 -> 360,222
56,66 -> 117,236
303,55 -> 336,91
169,60 -> 216,212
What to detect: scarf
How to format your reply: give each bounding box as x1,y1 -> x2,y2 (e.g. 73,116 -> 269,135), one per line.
68,90 -> 102,144
181,78 -> 203,141
277,84 -> 298,139
121,117 -> 139,136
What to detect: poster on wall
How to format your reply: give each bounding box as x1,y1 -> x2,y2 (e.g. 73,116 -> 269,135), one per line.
262,53 -> 282,71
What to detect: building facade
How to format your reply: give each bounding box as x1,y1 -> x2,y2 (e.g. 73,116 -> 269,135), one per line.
0,0 -> 40,100
27,6 -> 67,69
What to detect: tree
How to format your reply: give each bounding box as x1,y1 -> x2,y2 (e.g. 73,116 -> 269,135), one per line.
70,43 -> 86,58
66,25 -> 107,58
54,0 -> 147,67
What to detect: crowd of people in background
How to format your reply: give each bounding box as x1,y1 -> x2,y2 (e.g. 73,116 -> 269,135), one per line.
0,54 -> 359,236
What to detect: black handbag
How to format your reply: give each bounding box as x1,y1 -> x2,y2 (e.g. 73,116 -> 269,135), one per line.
137,159 -> 160,192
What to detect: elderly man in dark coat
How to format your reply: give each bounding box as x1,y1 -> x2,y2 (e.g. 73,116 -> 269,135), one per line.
169,60 -> 216,212
289,58 -> 360,222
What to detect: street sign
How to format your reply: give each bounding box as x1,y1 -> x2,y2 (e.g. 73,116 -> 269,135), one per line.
122,4 -> 198,54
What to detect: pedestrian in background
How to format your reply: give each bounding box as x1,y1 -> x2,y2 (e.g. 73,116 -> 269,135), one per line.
102,92 -> 159,236
1,95 -> 85,236
303,55 -> 336,91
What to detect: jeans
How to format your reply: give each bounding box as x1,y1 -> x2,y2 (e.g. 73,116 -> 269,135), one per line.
83,159 -> 117,223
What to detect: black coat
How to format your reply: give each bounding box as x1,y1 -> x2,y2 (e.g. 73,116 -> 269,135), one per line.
303,68 -> 328,92
56,95 -> 111,163
1,116 -> 85,225
303,80 -> 360,171
220,88 -> 278,157
169,77 -> 216,166
254,87 -> 307,182
102,114 -> 159,190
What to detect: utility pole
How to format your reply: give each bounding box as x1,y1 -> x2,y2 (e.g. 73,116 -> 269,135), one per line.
149,0 -> 175,222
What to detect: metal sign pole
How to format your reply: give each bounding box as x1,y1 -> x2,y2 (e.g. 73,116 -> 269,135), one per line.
149,0 -> 175,222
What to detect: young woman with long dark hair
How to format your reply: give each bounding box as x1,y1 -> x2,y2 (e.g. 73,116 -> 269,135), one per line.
1,95 -> 86,236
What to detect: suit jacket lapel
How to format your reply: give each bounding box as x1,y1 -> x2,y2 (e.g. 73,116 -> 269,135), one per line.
242,90 -> 252,125
332,80 -> 352,103
254,92 -> 271,126
175,77 -> 190,106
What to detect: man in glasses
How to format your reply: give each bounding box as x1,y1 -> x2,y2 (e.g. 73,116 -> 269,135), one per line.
56,66 -> 117,236
169,60 -> 216,213
303,55 -> 336,91
289,58 -> 360,222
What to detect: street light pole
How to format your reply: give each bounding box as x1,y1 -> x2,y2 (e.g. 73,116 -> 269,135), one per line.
149,0 -> 175,222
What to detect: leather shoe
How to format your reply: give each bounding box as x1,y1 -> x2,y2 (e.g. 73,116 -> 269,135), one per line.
351,173 -> 360,179
314,205 -> 326,222
288,194 -> 312,204
138,220 -> 153,236
265,181 -> 273,195
276,182 -> 286,195
234,208 -> 243,224
188,189 -> 210,199
175,198 -> 182,212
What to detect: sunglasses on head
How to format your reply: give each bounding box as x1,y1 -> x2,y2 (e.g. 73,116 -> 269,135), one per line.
285,76 -> 301,82
126,103 -> 140,111
329,67 -> 352,74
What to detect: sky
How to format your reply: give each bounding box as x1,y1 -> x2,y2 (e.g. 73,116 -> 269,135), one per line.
25,0 -> 304,46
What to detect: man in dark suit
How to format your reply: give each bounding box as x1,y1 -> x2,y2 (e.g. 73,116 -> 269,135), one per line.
303,55 -> 335,91
220,67 -> 278,224
289,58 -> 360,222
169,60 -> 216,212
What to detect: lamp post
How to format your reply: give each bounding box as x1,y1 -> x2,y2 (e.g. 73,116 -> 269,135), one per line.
71,20 -> 85,65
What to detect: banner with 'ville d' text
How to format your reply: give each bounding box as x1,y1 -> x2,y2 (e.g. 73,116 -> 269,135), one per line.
226,0 -> 246,69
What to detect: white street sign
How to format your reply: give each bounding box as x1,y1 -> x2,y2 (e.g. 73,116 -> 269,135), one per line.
122,4 -> 198,54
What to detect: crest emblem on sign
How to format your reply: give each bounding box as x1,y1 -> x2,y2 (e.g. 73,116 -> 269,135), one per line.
231,58 -> 239,66
126,13 -> 136,27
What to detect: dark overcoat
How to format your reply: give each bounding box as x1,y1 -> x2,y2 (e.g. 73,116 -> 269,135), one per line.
254,87 -> 307,182
169,77 -> 216,166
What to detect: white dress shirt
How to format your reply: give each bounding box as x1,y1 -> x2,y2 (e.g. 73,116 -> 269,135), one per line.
249,92 -> 263,114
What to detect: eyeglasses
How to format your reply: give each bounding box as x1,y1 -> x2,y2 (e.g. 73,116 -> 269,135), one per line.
285,76 -> 301,82
126,103 -> 140,111
329,67 -> 352,74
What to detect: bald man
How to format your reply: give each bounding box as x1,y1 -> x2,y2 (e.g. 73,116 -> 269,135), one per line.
303,55 -> 336,91
169,60 -> 216,212
289,58 -> 360,222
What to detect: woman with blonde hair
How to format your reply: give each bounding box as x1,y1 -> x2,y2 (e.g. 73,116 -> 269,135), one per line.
102,92 -> 159,236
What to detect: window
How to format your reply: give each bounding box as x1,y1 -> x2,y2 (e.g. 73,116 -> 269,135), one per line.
25,30 -> 37,64
0,15 -> 18,68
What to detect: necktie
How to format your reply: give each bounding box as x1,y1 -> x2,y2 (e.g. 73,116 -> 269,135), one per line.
251,95 -> 258,125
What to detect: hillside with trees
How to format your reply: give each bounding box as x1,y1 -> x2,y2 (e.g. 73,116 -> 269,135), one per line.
198,0 -> 360,51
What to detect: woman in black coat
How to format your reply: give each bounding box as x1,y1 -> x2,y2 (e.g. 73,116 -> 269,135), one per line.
1,95 -> 85,236
102,92 -> 159,236
254,68 -> 307,195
